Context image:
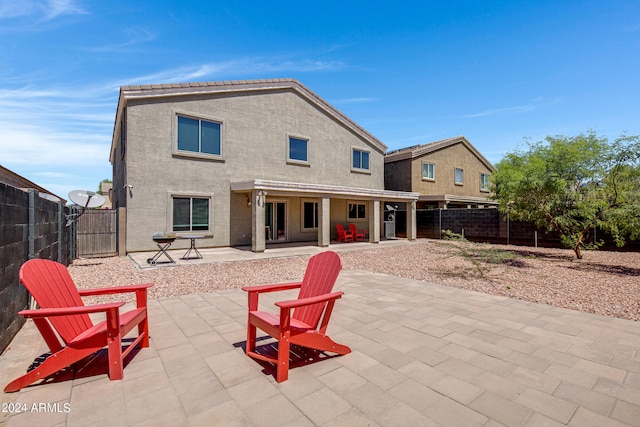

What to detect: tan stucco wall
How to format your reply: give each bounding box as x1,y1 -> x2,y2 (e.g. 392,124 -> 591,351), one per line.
385,142 -> 493,198
121,89 -> 385,251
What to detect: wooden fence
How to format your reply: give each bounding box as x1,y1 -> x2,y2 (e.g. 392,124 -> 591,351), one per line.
76,209 -> 118,257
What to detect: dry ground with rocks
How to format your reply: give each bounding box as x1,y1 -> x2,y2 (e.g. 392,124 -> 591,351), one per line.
68,239 -> 640,321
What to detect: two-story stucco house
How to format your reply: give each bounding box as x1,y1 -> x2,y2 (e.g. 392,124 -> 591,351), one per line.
384,136 -> 496,209
109,79 -> 418,253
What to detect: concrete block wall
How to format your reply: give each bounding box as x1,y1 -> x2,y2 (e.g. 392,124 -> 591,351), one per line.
0,183 -> 29,354
416,209 -> 500,241
0,183 -> 72,354
415,208 -> 640,251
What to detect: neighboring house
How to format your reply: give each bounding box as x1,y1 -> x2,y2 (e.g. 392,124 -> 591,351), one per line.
0,164 -> 65,203
98,181 -> 113,209
384,136 -> 497,209
109,79 -> 418,253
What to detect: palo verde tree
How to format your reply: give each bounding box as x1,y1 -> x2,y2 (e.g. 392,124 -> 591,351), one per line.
491,131 -> 640,259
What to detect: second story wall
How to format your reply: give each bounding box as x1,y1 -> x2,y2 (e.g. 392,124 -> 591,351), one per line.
411,142 -> 493,197
385,136 -> 495,199
124,87 -> 385,195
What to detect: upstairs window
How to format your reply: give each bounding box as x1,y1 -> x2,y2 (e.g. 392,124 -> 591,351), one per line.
173,197 -> 210,231
422,162 -> 435,180
177,115 -> 221,156
288,137 -> 308,163
455,168 -> 464,185
352,148 -> 370,171
480,173 -> 490,192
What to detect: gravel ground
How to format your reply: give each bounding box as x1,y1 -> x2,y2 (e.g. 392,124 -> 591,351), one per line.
68,239 -> 640,321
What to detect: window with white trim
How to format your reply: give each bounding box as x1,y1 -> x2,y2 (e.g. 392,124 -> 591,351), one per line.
173,196 -> 210,231
455,168 -> 464,185
352,148 -> 370,171
288,137 -> 308,163
348,202 -> 366,220
480,173 -> 490,192
422,162 -> 435,180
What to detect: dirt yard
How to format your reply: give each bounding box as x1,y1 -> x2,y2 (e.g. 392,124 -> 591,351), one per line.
68,239 -> 640,321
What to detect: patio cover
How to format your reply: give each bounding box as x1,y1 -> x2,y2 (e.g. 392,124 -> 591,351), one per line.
231,179 -> 419,252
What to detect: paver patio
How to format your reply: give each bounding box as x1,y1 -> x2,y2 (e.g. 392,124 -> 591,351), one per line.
2,254 -> 640,426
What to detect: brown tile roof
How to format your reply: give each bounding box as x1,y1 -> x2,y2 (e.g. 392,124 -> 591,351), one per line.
384,135 -> 495,171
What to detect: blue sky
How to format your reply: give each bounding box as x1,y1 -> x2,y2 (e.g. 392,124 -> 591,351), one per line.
1,0 -> 639,200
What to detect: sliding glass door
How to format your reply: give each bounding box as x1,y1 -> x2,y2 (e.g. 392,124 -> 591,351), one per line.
265,201 -> 287,241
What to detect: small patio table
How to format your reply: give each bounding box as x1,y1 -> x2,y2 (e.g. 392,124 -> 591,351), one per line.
179,235 -> 204,260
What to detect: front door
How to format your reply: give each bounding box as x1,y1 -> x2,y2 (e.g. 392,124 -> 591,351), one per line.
265,201 -> 287,241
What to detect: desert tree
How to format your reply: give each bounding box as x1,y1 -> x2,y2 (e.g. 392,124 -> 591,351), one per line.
491,131 -> 640,259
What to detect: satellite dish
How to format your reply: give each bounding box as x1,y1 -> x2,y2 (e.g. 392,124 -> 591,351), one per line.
65,190 -> 106,226
68,190 -> 105,209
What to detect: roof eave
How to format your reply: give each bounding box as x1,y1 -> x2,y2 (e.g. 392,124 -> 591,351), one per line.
384,136 -> 496,171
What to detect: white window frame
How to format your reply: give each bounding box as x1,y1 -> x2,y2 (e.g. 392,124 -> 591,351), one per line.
347,201 -> 367,221
455,167 -> 464,186
287,134 -> 310,166
168,192 -> 213,234
480,173 -> 490,192
422,162 -> 435,181
351,147 -> 371,174
172,110 -> 224,161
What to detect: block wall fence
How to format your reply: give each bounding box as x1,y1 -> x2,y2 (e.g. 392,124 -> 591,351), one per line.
0,183 -> 73,353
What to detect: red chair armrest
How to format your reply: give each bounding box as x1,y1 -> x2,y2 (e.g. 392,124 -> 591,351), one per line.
19,302 -> 125,318
78,283 -> 154,296
242,282 -> 302,294
275,291 -> 344,309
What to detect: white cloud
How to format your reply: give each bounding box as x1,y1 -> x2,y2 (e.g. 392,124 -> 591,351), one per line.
0,1 -> 37,18
1,128 -> 108,166
462,104 -> 537,118
115,57 -> 346,87
460,97 -> 564,119
0,0 -> 87,31
332,97 -> 379,105
84,26 -> 156,53
43,0 -> 87,20
0,80 -> 114,198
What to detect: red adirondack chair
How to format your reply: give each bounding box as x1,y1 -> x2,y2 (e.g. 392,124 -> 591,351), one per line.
348,223 -> 366,241
242,251 -> 351,382
336,224 -> 353,243
4,259 -> 153,392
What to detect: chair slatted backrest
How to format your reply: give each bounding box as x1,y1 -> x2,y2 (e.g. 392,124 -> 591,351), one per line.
19,259 -> 93,344
293,251 -> 342,329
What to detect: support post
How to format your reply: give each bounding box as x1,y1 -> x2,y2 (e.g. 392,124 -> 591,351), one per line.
369,199 -> 380,243
318,197 -> 330,247
406,200 -> 417,241
252,190 -> 266,253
